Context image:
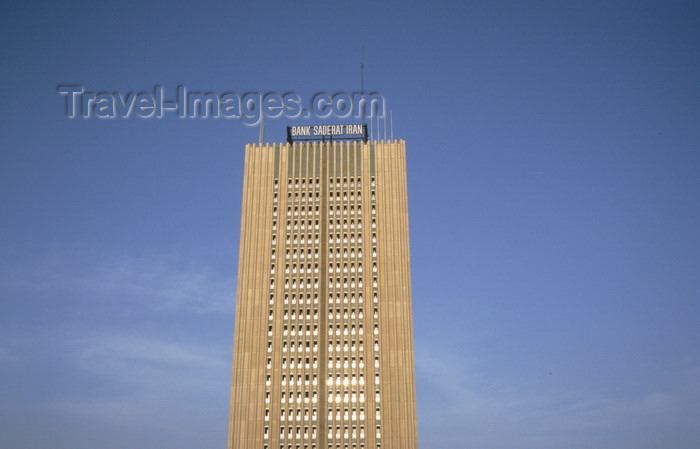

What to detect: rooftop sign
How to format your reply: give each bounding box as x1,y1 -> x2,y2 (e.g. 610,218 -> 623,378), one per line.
287,124 -> 368,144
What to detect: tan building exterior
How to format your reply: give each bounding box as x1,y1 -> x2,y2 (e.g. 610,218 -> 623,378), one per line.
228,139 -> 417,449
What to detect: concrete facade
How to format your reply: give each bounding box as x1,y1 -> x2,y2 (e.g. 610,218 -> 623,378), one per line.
228,140 -> 417,449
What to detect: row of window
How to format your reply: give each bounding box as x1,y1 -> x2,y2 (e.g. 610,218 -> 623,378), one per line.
282,207 -> 363,218
273,294 -> 368,306
274,407 -> 378,426
273,306 -> 369,320
282,324 -> 318,336
263,445 -> 379,449
276,232 -> 372,248
327,279 -> 377,289
278,256 -> 376,276
281,342 -> 317,353
280,390 -> 318,402
281,192 -> 320,200
275,177 -> 373,189
282,205 -> 320,213
327,375 -> 365,387
281,374 -> 317,385
328,326 -> 364,336
327,311 -> 364,320
329,243 -> 376,256
275,357 -> 317,370
329,205 -> 363,212
278,236 -> 320,245
328,357 -> 365,369
267,425 -> 382,441
275,408 -> 318,421
279,297 -> 318,306
277,311 -> 319,320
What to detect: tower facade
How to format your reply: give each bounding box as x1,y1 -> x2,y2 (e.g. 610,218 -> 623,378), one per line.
228,139 -> 417,449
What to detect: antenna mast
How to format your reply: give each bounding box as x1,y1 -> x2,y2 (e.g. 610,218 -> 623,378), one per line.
390,110 -> 394,141
259,112 -> 265,145
383,105 -> 387,141
361,46 -> 365,134
361,46 -> 365,96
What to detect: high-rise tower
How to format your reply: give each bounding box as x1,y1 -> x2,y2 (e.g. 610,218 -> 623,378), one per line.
228,136 -> 417,449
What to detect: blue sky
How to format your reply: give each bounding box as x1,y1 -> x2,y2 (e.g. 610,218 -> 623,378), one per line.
1,1 -> 699,448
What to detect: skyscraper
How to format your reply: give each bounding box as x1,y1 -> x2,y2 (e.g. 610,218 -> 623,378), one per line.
228,135 -> 417,449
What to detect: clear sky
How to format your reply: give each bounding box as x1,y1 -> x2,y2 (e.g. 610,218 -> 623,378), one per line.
1,1 -> 699,448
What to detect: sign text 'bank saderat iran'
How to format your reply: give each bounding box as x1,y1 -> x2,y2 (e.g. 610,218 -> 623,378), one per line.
286,124 -> 368,143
